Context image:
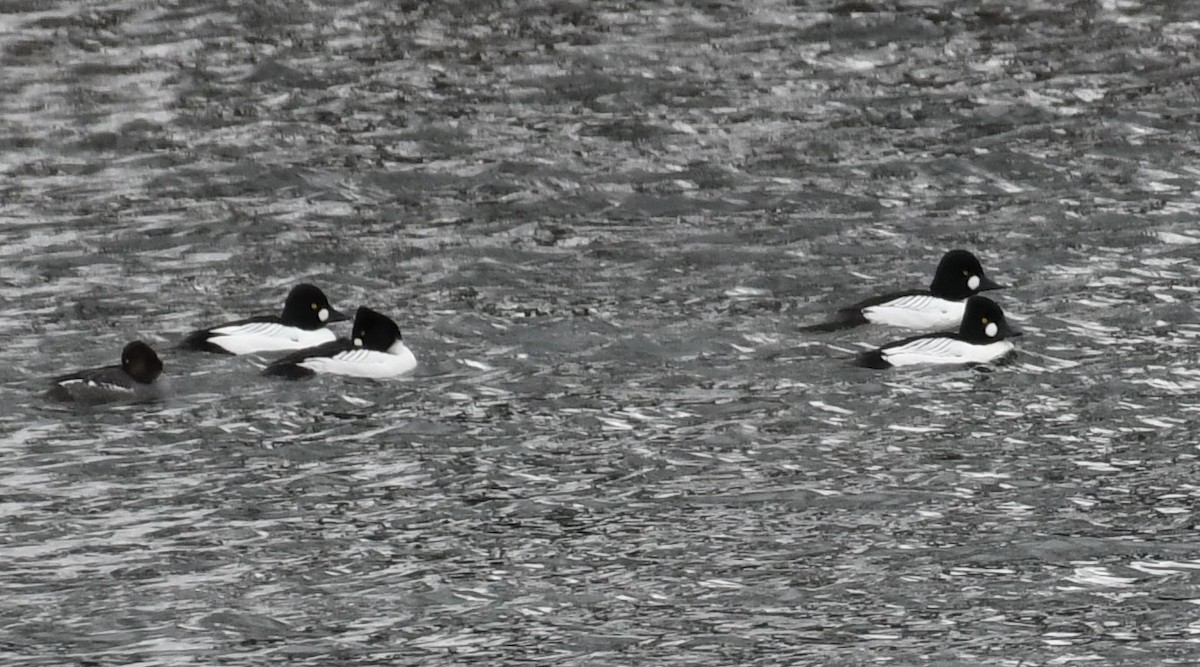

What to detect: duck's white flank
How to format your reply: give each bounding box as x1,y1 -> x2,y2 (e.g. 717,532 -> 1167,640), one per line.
863,295 -> 965,330
882,337 -> 1014,367
297,341 -> 417,379
208,322 -> 337,355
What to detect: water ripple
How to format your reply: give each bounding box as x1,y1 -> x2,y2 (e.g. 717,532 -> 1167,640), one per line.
3,0 -> 1200,665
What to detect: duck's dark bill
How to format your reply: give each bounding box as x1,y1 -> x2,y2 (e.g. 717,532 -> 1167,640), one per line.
979,276 -> 1004,291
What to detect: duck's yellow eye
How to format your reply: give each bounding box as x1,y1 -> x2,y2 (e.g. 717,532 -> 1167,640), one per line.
963,270 -> 969,276
981,317 -> 989,324
311,303 -> 319,310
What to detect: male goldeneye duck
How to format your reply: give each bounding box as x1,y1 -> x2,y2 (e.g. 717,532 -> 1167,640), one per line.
802,249 -> 1004,332
46,340 -> 166,404
854,296 -> 1021,369
180,283 -> 348,355
262,306 -> 417,379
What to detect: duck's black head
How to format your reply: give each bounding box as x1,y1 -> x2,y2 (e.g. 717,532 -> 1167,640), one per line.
930,249 -> 1003,300
351,306 -> 403,352
281,283 -> 348,330
959,296 -> 1021,342
121,340 -> 163,384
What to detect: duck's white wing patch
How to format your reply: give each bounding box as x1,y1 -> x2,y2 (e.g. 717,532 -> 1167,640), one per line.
883,337 -> 1014,367
52,376 -> 138,404
208,323 -> 337,355
298,344 -> 417,379
863,296 -> 964,330
210,321 -> 288,337
56,378 -> 133,393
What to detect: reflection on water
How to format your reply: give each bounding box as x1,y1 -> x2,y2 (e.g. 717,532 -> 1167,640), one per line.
2,0 -> 1200,664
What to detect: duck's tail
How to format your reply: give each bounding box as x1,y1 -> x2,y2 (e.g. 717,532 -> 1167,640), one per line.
797,309 -> 868,333
852,348 -> 889,369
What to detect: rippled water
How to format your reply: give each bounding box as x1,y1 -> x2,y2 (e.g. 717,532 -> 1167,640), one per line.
3,0 -> 1200,664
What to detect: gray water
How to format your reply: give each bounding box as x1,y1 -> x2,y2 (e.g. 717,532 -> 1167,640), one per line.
2,1 -> 1200,664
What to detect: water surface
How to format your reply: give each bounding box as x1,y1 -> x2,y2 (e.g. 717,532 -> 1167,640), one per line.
2,1 -> 1200,664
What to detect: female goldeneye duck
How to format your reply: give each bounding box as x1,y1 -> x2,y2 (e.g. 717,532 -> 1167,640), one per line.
46,340 -> 166,404
179,283 -> 349,355
802,249 -> 1004,332
262,306 -> 417,380
854,296 -> 1021,369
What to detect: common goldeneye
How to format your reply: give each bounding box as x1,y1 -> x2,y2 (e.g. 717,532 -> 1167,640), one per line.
262,306 -> 417,379
854,295 -> 1021,369
180,283 -> 348,355
46,340 -> 166,404
802,249 -> 1003,331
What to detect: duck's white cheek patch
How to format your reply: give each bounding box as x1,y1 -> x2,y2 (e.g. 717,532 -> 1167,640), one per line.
968,275 -> 981,291
318,308 -> 329,322
353,337 -> 363,347
985,322 -> 998,337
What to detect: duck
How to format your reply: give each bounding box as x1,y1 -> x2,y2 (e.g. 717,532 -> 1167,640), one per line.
802,249 -> 1003,332
263,306 -> 417,379
854,295 -> 1021,369
179,283 -> 348,355
46,340 -> 167,404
